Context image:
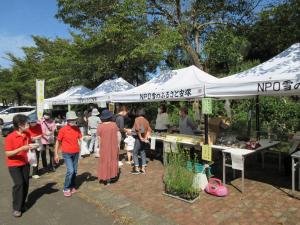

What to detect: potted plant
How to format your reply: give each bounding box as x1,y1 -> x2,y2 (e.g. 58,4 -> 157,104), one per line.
163,150 -> 200,203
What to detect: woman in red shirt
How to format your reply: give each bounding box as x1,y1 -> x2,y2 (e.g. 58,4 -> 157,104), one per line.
54,111 -> 82,197
4,114 -> 32,217
27,116 -> 43,179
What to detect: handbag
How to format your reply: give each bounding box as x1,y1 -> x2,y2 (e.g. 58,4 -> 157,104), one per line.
205,178 -> 228,197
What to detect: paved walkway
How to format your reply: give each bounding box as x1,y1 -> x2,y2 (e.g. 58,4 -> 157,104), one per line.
2,135 -> 300,225
0,141 -> 120,225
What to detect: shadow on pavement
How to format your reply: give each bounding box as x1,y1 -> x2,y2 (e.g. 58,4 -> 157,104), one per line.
26,182 -> 59,210
76,172 -> 97,189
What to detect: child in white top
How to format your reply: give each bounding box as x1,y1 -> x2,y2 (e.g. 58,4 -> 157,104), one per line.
124,134 -> 135,165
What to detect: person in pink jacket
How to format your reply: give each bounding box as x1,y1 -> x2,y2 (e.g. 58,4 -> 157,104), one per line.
41,112 -> 56,172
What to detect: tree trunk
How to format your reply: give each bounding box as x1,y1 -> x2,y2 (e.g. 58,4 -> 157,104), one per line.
16,91 -> 22,106
183,42 -> 203,69
194,30 -> 200,54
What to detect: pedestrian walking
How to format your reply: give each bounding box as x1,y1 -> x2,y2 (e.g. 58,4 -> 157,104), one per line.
97,109 -> 119,185
88,108 -> 101,157
54,111 -> 82,197
41,112 -> 56,172
4,114 -> 31,217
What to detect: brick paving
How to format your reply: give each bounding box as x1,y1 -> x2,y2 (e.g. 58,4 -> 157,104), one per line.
6,143 -> 297,225
64,150 -> 300,225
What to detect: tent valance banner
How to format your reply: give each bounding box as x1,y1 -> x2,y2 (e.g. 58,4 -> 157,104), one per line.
206,43 -> 300,98
112,66 -> 219,103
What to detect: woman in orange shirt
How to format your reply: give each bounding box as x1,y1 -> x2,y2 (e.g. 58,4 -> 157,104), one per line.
4,114 -> 32,217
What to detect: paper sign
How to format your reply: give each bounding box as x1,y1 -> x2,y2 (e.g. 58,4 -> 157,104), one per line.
202,145 -> 212,161
202,98 -> 212,114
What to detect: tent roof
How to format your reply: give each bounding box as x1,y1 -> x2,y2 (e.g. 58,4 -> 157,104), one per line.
45,85 -> 92,105
83,77 -> 134,98
112,65 -> 219,102
206,43 -> 300,98
79,78 -> 134,103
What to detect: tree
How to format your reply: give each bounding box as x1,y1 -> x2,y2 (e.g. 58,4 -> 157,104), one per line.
245,0 -> 300,62
204,29 -> 250,75
56,0 -> 263,69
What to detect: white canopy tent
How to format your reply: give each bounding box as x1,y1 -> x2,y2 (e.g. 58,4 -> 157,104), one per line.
79,78 -> 134,104
206,43 -> 300,98
44,85 -> 92,106
112,65 -> 219,103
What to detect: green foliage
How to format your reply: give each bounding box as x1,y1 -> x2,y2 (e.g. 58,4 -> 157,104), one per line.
245,0 -> 300,62
259,97 -> 300,140
205,29 -> 250,75
164,150 -> 199,199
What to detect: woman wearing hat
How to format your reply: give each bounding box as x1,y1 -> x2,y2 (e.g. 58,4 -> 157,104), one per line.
88,108 -> 101,157
96,109 -> 119,185
54,111 -> 82,197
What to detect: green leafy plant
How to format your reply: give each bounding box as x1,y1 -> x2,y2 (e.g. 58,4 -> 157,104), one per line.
164,149 -> 199,200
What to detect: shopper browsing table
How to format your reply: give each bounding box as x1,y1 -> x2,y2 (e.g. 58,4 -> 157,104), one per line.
4,114 -> 32,217
54,111 -> 82,197
130,108 -> 152,175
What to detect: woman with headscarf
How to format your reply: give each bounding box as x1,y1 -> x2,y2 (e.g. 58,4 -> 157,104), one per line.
96,109 -> 119,185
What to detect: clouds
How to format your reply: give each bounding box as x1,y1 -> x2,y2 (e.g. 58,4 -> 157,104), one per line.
0,33 -> 35,68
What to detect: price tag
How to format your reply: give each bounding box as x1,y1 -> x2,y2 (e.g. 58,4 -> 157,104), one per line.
202,98 -> 212,114
202,145 -> 212,161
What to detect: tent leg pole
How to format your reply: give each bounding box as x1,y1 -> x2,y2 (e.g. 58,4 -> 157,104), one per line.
256,96 -> 260,140
68,104 -> 71,112
204,114 -> 209,144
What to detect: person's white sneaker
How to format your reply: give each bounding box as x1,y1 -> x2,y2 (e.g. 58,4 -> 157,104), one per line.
32,175 -> 40,179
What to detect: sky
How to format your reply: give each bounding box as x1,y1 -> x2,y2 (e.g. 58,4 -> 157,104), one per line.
0,0 -> 280,69
0,0 -> 70,68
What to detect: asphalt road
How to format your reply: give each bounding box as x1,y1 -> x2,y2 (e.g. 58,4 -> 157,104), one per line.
0,137 -> 119,225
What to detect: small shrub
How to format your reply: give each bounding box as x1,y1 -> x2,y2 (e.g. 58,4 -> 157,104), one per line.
164,149 -> 199,200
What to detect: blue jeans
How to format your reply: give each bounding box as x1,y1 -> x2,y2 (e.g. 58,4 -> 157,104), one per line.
62,153 -> 79,191
133,138 -> 147,167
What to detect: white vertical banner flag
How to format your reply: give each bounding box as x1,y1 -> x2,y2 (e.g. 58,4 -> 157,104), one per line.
36,80 -> 45,120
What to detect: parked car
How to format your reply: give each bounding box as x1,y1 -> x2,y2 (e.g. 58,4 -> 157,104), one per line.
0,106 -> 35,125
0,105 -> 9,112
1,110 -> 37,137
